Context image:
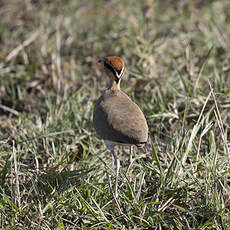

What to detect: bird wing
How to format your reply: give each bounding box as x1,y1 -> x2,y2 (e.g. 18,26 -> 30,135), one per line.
93,89 -> 148,145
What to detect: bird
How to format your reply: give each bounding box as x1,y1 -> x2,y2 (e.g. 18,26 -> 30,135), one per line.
93,56 -> 148,198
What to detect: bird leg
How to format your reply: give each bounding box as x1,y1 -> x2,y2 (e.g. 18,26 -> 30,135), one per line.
104,141 -> 120,198
111,149 -> 120,198
126,145 -> 133,176
111,153 -> 114,169
129,145 -> 133,164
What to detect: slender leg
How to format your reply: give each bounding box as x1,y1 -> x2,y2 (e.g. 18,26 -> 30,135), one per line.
129,146 -> 133,164
104,140 -> 120,198
126,145 -> 133,175
111,149 -> 120,198
111,153 -> 114,169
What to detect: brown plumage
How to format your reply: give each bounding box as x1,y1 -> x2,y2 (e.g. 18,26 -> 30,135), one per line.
93,56 -> 148,199
93,88 -> 148,146
105,56 -> 124,73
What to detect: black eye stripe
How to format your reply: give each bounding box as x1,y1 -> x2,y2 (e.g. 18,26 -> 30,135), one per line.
118,66 -> 125,78
104,61 -> 120,82
117,69 -> 122,75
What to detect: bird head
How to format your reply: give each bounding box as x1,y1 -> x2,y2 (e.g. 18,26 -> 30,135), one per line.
98,56 -> 126,86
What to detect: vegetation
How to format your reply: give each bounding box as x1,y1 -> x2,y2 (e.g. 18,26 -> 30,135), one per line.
0,0 -> 230,229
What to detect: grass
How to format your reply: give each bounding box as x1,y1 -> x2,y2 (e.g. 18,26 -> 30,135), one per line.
0,0 -> 230,229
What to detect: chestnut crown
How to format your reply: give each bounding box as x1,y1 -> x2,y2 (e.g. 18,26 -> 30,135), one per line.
98,56 -> 126,83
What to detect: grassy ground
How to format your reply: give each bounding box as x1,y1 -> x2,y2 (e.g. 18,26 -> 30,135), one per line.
0,0 -> 230,229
